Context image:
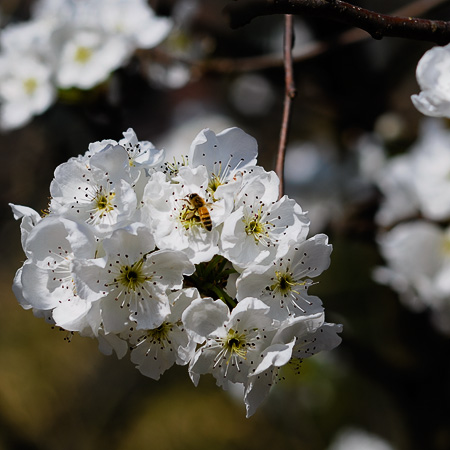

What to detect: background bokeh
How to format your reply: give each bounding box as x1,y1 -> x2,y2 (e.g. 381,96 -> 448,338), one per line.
1,1 -> 450,449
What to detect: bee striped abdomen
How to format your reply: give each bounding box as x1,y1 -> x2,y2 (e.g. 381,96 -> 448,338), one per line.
197,206 -> 212,231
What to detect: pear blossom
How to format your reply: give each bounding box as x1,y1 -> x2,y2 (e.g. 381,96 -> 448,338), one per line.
375,119 -> 450,224
141,166 -> 228,264
375,152 -> 418,227
13,215 -> 102,335
410,121 -> 450,221
236,234 -> 331,321
119,128 -> 165,170
182,297 -> 275,388
374,220 -> 450,312
129,288 -> 198,380
0,0 -> 173,130
189,127 -> 258,190
73,224 -> 194,333
0,54 -> 55,130
11,125 -> 341,416
98,0 -> 172,50
49,143 -> 138,235
373,119 -> 450,334
9,204 -> 41,250
0,18 -> 55,57
56,29 -> 129,89
220,169 -> 310,269
411,44 -> 450,118
244,315 -> 342,417
97,328 -> 129,359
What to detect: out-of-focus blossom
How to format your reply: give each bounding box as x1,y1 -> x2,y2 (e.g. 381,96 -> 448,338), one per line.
230,74 -> 275,116
0,0 -> 172,130
147,62 -> 191,89
373,118 -> 450,334
327,427 -> 396,450
375,119 -> 450,225
374,220 -> 450,312
374,151 -> 417,227
0,54 -> 55,130
55,30 -> 129,89
98,0 -> 172,50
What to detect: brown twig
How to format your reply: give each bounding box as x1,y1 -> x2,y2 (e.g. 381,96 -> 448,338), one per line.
276,14 -> 296,199
225,0 -> 450,45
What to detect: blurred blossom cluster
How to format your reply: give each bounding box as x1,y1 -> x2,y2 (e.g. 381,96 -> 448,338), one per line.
11,126 -> 342,416
373,119 -> 450,334
0,0 -> 172,130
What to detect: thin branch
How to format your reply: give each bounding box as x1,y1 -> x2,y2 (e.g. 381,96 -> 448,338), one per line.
225,0 -> 450,45
276,14 -> 296,199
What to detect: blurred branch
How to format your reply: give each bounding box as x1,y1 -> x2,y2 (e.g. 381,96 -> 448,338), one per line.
276,14 -> 296,199
225,0 -> 450,45
146,0 -> 448,75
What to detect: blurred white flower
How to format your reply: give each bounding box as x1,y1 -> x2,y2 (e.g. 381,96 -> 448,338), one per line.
98,0 -> 172,50
147,62 -> 191,89
411,120 -> 450,221
0,54 -> 55,130
1,18 -> 55,57
327,427 -> 395,450
374,220 -> 450,312
375,119 -> 450,225
56,29 -> 129,89
230,73 -> 275,116
375,152 -> 417,227
0,0 -> 173,129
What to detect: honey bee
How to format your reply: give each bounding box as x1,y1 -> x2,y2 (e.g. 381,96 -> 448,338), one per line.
184,193 -> 212,231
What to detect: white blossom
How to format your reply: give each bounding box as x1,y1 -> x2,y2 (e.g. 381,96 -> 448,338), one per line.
374,220 -> 450,312
244,312 -> 336,417
189,127 -> 258,187
55,29 -> 129,89
375,119 -> 450,224
410,121 -> 450,221
141,167 -> 227,264
375,152 -> 418,227
13,216 -> 102,334
411,44 -> 450,118
183,297 -> 275,389
49,143 -> 138,235
129,288 -> 198,380
98,0 -> 172,50
220,169 -> 309,269
73,224 -> 194,333
236,234 -> 331,321
0,54 -> 55,130
9,204 -> 41,251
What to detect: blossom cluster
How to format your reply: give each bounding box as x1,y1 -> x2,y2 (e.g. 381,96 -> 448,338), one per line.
373,119 -> 450,334
0,0 -> 171,130
11,126 -> 342,416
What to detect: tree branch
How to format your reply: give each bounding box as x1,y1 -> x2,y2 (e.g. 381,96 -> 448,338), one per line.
225,0 -> 450,45
276,14 -> 296,199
